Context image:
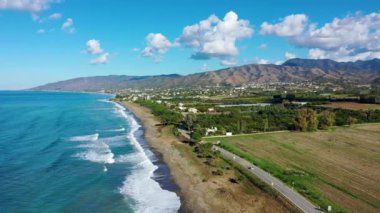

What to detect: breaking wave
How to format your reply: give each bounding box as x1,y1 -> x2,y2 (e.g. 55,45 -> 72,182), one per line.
114,103 -> 181,213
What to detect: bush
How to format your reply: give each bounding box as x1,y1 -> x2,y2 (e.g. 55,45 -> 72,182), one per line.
212,169 -> 224,176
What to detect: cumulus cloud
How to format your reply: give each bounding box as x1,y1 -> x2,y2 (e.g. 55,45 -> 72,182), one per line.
252,57 -> 270,64
86,39 -> 104,54
252,57 -> 283,65
303,13 -> 380,61
85,39 -> 110,65
37,28 -> 45,33
261,12 -> 380,61
90,53 -> 109,65
141,33 -> 174,62
48,12 -> 61,20
220,58 -> 237,66
0,0 -> 60,12
177,11 -> 253,65
62,18 -> 75,33
284,51 -> 296,60
260,14 -> 308,37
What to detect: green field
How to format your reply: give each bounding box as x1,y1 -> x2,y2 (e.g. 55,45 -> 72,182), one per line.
205,124 -> 380,212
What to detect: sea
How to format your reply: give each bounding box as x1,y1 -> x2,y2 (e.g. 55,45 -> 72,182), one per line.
0,91 -> 181,213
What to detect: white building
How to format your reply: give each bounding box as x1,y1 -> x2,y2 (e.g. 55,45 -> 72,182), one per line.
179,106 -> 187,111
226,132 -> 233,136
205,127 -> 218,136
188,108 -> 198,113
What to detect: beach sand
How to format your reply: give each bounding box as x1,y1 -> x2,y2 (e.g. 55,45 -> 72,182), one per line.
120,101 -> 288,213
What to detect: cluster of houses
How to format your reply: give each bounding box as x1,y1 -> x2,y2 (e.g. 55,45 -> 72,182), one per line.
178,103 -> 198,113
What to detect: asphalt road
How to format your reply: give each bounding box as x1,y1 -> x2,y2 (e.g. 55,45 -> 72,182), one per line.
213,146 -> 323,213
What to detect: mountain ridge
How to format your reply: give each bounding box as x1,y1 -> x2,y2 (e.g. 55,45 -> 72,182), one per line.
31,58 -> 380,91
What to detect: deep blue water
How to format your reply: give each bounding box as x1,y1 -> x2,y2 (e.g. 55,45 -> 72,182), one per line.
0,91 -> 180,213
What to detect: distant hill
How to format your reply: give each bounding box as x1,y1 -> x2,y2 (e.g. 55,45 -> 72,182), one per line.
31,58 -> 380,91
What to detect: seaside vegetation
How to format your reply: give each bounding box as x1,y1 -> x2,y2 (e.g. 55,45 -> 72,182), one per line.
119,97 -> 380,140
184,105 -> 380,138
135,100 -> 183,125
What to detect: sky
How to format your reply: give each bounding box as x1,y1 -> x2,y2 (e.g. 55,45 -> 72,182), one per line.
0,0 -> 379,89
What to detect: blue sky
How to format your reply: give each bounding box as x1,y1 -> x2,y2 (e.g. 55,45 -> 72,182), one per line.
0,0 -> 379,89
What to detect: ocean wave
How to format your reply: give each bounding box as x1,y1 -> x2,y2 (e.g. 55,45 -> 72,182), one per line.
97,127 -> 125,132
77,135 -> 126,148
69,133 -> 99,142
115,103 -> 181,213
115,152 -> 141,164
71,133 -> 116,164
76,149 -> 115,164
97,99 -> 112,103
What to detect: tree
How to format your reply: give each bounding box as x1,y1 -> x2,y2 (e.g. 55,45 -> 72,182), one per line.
319,111 -> 336,130
192,131 -> 203,143
347,116 -> 358,126
295,109 -> 308,131
263,117 -> 269,132
185,114 -> 197,131
307,109 -> 319,131
294,108 -> 319,132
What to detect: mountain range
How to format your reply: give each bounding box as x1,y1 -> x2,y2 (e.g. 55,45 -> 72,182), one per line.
31,58 -> 380,91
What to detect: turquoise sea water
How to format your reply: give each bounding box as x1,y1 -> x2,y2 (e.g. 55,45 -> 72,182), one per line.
0,91 -> 181,212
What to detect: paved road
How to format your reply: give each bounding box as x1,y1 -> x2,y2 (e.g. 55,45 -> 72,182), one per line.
213,146 -> 323,213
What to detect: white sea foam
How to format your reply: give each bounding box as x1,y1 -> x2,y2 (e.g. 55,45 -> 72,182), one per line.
69,133 -> 99,142
71,133 -> 115,164
98,99 -> 112,103
97,127 -> 126,132
114,102 -> 181,213
76,149 -> 115,164
115,153 -> 141,164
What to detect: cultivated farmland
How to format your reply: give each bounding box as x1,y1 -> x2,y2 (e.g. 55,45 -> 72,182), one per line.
205,124 -> 380,212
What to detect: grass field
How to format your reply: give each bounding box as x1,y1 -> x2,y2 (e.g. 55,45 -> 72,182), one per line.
319,102 -> 380,110
205,124 -> 380,212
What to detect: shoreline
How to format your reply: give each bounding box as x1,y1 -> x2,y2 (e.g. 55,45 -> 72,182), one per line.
118,101 -> 289,213
122,106 -> 184,210
117,101 -> 196,212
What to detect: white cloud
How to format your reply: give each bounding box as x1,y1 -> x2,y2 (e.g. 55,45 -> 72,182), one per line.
284,51 -> 296,60
37,28 -> 45,33
252,57 -> 270,64
260,14 -> 308,37
86,39 -> 104,54
62,18 -> 75,33
261,12 -> 380,62
308,47 -> 380,62
141,33 -> 174,62
178,11 -> 253,63
251,57 -> 283,65
90,53 -> 109,65
85,39 -> 111,65
48,12 -> 61,20
303,13 -> 380,61
258,43 -> 267,50
0,0 -> 60,12
220,58 -> 237,66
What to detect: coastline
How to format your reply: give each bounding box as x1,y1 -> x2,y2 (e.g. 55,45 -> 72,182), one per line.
118,101 -> 288,213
